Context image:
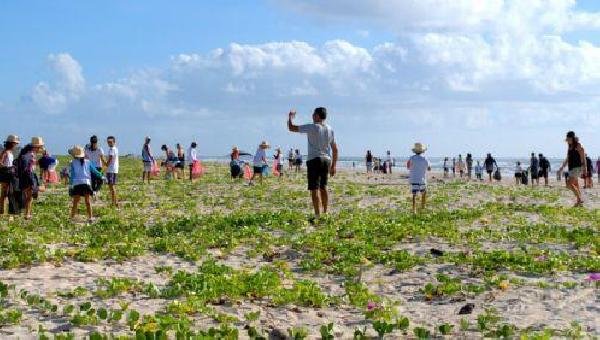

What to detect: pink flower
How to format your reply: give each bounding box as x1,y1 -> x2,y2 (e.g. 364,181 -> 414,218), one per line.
585,273 -> 600,281
367,301 -> 378,311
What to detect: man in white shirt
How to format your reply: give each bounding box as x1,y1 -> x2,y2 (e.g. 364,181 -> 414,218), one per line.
187,142 -> 198,181
288,107 -> 338,221
106,136 -> 119,207
250,141 -> 269,185
407,142 -> 431,214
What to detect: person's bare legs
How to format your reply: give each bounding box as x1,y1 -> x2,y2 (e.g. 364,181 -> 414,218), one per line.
566,177 -> 583,205
421,191 -> 427,210
84,194 -> 92,220
0,183 -> 8,215
23,188 -> 33,219
412,193 -> 417,214
310,190 -> 321,217
319,188 -> 328,214
70,196 -> 80,219
108,184 -> 117,207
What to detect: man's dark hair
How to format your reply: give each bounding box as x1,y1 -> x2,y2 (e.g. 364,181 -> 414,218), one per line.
107,136 -> 115,142
314,107 -> 327,120
161,144 -> 167,151
191,142 -> 197,148
90,135 -> 98,143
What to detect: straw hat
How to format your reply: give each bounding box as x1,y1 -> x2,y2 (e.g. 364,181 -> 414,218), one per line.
31,136 -> 44,147
5,135 -> 20,144
259,141 -> 270,149
412,142 -> 427,154
232,146 -> 239,151
69,145 -> 85,158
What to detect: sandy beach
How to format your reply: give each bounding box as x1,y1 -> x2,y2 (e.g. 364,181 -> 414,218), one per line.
0,161 -> 598,339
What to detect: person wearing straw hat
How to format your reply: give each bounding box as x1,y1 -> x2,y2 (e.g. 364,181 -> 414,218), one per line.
230,146 -> 243,179
249,141 -> 270,185
17,136 -> 44,219
288,107 -> 338,221
0,135 -> 20,215
407,142 -> 431,214
69,145 -> 105,223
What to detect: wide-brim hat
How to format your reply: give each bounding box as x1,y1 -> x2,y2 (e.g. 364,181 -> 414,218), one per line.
412,142 -> 427,154
232,146 -> 239,151
31,136 -> 44,147
259,141 -> 270,149
69,145 -> 85,158
5,135 -> 20,144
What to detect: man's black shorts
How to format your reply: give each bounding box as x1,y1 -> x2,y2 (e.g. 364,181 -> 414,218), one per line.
307,157 -> 331,190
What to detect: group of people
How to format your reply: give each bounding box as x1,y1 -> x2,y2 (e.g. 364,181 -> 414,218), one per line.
141,137 -> 201,183
514,153 -> 552,186
365,150 -> 394,174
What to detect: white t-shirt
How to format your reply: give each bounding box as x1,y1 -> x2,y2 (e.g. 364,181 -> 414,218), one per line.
297,123 -> 335,161
107,146 -> 119,174
85,147 -> 104,168
408,154 -> 430,185
253,148 -> 267,166
187,147 -> 197,164
1,150 -> 13,167
514,164 -> 522,173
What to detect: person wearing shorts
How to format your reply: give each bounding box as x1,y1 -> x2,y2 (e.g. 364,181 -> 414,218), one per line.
141,137 -> 154,184
69,145 -> 104,223
250,141 -> 269,185
106,136 -> 119,207
288,107 -> 338,220
558,131 -> 587,207
407,143 -> 431,214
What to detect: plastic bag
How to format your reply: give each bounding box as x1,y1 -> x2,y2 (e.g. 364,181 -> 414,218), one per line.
243,164 -> 252,180
150,160 -> 161,177
273,160 -> 280,177
191,160 -> 204,179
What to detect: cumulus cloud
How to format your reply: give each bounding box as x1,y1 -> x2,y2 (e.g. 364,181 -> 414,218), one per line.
31,53 -> 85,113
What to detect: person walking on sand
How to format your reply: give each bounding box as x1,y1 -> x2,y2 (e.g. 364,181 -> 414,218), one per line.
407,143 -> 431,214
457,154 -> 465,178
597,157 -> 600,184
294,149 -> 303,172
530,153 -> 539,186
366,150 -> 374,173
475,160 -> 483,181
85,135 -> 105,196
466,154 -> 473,179
514,161 -> 523,185
539,153 -> 551,186
558,131 -> 587,207
443,157 -> 449,178
452,157 -> 456,177
584,154 -> 593,189
141,137 -> 154,184
69,145 -> 105,223
288,107 -> 338,221
484,154 -> 497,182
187,142 -> 198,181
287,148 -> 294,171
105,136 -> 119,207
386,150 -> 393,174
17,137 -> 45,220
249,141 -> 270,185
0,135 -> 20,215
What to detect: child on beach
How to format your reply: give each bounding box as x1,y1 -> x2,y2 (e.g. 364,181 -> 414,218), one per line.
106,136 -> 119,207
407,143 -> 431,214
250,141 -> 269,185
514,162 -> 523,185
0,135 -> 20,215
69,145 -> 104,223
474,161 -> 483,181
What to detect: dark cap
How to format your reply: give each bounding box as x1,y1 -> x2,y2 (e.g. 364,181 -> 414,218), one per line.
90,135 -> 98,143
566,131 -> 576,138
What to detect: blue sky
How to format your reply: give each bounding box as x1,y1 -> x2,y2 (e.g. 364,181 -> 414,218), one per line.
2,0 -> 600,158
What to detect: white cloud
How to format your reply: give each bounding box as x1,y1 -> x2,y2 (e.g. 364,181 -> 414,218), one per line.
31,53 -> 85,113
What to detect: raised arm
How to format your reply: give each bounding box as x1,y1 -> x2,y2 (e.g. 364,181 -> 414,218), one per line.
287,110 -> 299,133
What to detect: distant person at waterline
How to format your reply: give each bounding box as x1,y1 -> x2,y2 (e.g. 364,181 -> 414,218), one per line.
141,137 -> 154,184
584,154 -> 593,189
474,161 -> 483,181
514,161 -> 523,185
288,107 -> 338,221
484,154 -> 497,182
386,150 -> 393,174
366,150 -> 373,173
539,153 -> 551,186
558,131 -> 587,207
287,148 -> 294,171
530,153 -> 539,186
407,143 -> 431,214
187,142 -> 198,181
466,153 -> 473,179
443,157 -> 449,178
452,157 -> 456,177
457,154 -> 465,178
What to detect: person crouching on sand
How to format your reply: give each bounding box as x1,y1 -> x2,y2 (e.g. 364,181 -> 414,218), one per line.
407,143 -> 431,214
558,131 -> 587,207
288,107 -> 338,221
69,145 -> 105,223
